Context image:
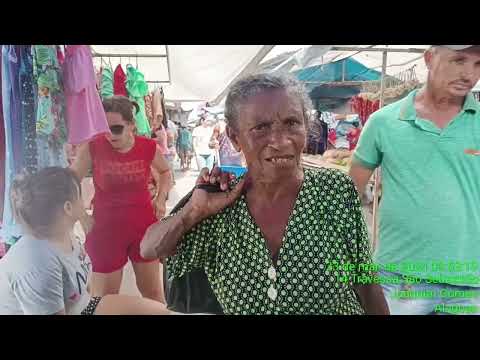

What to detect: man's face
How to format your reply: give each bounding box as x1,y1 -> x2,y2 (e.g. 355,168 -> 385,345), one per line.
425,46 -> 480,97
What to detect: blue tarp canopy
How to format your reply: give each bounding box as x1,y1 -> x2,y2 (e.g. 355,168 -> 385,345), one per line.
294,57 -> 382,83
292,57 -> 382,111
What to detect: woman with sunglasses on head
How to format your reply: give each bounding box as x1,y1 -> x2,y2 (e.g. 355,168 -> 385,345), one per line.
70,96 -> 172,303
0,167 -> 176,315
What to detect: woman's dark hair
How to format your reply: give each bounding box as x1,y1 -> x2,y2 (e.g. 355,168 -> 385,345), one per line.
10,167 -> 81,236
102,96 -> 139,124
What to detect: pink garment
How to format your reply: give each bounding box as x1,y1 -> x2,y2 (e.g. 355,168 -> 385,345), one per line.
63,45 -> 110,145
56,45 -> 65,65
95,66 -> 103,93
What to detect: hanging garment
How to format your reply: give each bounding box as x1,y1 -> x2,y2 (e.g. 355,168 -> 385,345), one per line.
0,52 -> 4,223
18,46 -> 37,174
95,67 -> 103,93
7,47 -> 23,175
0,241 -> 5,258
151,88 -> 164,130
63,45 -> 109,145
33,45 -> 68,168
144,93 -> 154,128
126,65 -> 151,137
33,45 -> 61,138
56,45 -> 65,65
351,95 -> 380,125
1,46 -> 22,246
113,64 -> 128,96
36,134 -> 67,168
101,65 -> 114,99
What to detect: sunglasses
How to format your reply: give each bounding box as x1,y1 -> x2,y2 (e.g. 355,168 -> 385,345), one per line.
109,125 -> 125,135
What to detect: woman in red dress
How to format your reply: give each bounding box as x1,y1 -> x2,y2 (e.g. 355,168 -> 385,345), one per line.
71,96 -> 171,302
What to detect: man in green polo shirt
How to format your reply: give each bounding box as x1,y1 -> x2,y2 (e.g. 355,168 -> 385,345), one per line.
350,45 -> 480,315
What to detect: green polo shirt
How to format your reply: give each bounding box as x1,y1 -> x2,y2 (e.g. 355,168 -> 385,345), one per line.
354,90 -> 480,287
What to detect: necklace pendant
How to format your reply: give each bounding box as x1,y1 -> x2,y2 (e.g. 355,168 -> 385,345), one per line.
267,285 -> 278,301
268,266 -> 277,281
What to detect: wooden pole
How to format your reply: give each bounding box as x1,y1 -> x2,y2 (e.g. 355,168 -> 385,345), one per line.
372,50 -> 388,251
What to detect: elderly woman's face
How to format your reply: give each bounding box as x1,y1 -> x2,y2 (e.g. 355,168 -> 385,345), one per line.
229,89 -> 306,181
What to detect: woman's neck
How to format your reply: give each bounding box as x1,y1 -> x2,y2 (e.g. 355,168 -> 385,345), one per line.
247,168 -> 304,203
37,224 -> 74,253
117,134 -> 136,153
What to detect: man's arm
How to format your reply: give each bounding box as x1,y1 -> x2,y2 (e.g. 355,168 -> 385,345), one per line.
348,162 -> 375,198
353,283 -> 390,315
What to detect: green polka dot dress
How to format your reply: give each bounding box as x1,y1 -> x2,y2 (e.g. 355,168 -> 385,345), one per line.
167,168 -> 373,315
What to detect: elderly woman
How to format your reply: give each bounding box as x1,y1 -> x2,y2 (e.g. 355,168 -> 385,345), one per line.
141,73 -> 389,315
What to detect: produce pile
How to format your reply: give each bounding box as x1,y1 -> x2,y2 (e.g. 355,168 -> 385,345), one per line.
302,149 -> 353,173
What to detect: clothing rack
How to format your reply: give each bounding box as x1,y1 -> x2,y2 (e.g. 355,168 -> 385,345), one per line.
91,48 -> 171,84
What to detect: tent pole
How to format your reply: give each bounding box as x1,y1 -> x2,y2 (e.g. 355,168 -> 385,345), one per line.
372,50 -> 387,251
165,45 -> 172,84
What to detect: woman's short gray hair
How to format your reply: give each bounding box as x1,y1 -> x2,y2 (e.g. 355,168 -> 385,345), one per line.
224,73 -> 313,129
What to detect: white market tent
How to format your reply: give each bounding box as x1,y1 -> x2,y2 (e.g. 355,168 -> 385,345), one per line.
91,45 -> 274,103
91,45 -> 432,106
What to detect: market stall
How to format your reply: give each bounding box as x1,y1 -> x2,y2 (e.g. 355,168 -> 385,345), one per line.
0,45 -> 278,254
0,45 -> 110,250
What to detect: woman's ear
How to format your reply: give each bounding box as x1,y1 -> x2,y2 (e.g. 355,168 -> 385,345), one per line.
129,122 -> 137,133
64,201 -> 74,217
226,125 -> 241,152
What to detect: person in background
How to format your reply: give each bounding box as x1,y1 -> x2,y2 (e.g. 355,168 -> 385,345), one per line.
150,123 -> 172,205
0,167 -> 175,315
166,119 -> 178,185
209,125 -> 221,165
349,45 -> 480,315
215,119 -> 244,167
70,96 -> 171,303
141,73 -> 389,315
192,116 -> 215,171
177,122 -> 194,172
